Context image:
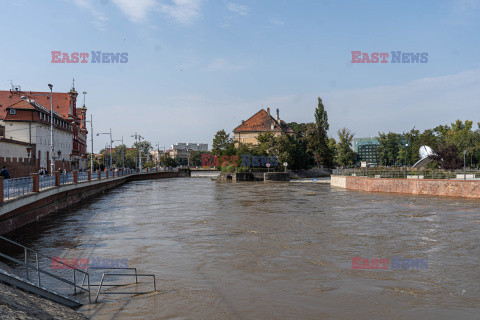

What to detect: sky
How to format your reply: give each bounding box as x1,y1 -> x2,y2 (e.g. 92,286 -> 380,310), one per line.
1,0 -> 479,152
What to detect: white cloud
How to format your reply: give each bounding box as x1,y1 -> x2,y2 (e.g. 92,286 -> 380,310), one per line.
111,0 -> 157,22
203,58 -> 244,71
227,2 -> 248,15
248,68 -> 480,139
448,0 -> 480,25
268,18 -> 284,25
73,0 -> 109,30
158,0 -> 203,25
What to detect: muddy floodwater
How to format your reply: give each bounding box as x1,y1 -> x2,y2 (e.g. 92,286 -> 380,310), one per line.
6,174 -> 480,319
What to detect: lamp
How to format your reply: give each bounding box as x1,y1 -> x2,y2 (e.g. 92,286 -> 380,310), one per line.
26,145 -> 32,175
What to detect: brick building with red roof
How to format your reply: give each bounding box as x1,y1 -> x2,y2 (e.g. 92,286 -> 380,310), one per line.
233,108 -> 294,146
0,85 -> 88,173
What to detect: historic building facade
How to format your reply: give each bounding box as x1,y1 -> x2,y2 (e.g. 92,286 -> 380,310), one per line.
233,107 -> 294,146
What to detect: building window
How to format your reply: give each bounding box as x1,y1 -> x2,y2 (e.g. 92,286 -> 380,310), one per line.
9,109 -> 16,115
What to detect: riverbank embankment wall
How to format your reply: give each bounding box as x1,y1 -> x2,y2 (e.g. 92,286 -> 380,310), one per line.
331,175 -> 480,198
0,170 -> 189,235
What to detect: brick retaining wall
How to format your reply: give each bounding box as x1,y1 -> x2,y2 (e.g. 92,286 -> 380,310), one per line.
331,175 -> 480,199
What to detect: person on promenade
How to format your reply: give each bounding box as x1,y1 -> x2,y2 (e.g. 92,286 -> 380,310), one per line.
0,166 -> 11,179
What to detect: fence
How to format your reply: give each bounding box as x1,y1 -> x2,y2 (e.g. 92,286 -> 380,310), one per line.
3,177 -> 33,201
39,174 -> 56,191
60,173 -> 74,185
1,168 -> 180,203
78,172 -> 89,182
332,168 -> 480,180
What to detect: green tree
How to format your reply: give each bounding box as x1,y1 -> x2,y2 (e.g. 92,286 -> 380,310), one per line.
160,154 -> 178,167
337,128 -> 355,167
212,129 -> 235,156
255,132 -> 276,155
133,141 -> 152,157
189,151 -> 210,167
306,97 -> 333,167
377,132 -> 402,166
328,137 -> 338,167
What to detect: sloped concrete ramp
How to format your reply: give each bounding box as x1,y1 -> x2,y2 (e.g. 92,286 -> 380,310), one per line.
0,268 -> 81,308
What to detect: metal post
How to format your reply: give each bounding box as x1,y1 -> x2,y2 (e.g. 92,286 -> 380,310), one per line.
36,253 -> 40,286
109,128 -> 113,169
27,148 -> 31,176
48,84 -> 55,174
90,115 -> 94,173
464,150 -> 466,180
73,270 -> 76,295
25,248 -> 29,281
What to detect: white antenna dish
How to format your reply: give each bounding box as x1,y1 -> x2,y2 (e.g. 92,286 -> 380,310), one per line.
412,146 -> 436,168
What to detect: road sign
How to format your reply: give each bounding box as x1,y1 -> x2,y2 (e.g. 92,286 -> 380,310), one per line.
266,163 -> 270,168
283,162 -> 288,167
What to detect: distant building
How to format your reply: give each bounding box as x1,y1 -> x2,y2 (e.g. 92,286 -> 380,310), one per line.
150,149 -> 165,163
168,148 -> 190,159
170,143 -> 208,152
233,107 -> 294,146
354,138 -> 380,165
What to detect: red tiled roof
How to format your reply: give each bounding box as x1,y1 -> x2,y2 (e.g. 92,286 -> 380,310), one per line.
233,109 -> 294,133
7,100 -> 36,110
0,90 -> 74,120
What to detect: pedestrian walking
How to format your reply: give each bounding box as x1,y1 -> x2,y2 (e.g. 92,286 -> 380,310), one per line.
0,166 -> 11,179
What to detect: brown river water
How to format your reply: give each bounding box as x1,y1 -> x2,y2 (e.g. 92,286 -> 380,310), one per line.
5,173 -> 480,319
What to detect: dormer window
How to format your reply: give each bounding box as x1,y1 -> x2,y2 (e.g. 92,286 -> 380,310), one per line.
9,109 -> 16,115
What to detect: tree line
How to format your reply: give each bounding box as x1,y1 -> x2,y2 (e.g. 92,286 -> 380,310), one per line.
211,97 -> 479,170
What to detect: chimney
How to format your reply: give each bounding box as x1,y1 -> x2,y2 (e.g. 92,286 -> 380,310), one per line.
276,108 -> 280,121
267,107 -> 270,114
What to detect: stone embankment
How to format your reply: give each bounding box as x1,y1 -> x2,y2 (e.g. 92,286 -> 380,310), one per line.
331,175 -> 480,199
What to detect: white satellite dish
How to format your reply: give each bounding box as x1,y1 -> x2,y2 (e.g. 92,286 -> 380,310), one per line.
419,146 -> 434,159
412,145 -> 436,168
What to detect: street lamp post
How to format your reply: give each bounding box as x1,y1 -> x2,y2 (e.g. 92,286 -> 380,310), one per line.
113,137 -> 124,170
131,132 -> 143,170
464,150 -> 467,180
97,129 -> 113,168
26,145 -> 32,175
405,143 -> 409,167
82,91 -> 95,173
48,84 -> 54,173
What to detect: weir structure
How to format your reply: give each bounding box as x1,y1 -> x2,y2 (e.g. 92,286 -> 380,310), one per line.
0,168 -> 191,235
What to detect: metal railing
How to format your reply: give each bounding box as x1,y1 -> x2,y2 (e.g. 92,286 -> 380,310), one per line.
3,177 -> 33,200
60,172 -> 74,185
332,168 -> 480,180
39,174 -> 56,191
78,172 -> 89,182
0,236 -> 91,303
80,266 -> 156,303
1,168 -> 182,203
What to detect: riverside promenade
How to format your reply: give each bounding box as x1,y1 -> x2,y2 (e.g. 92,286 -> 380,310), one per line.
0,167 -> 190,235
